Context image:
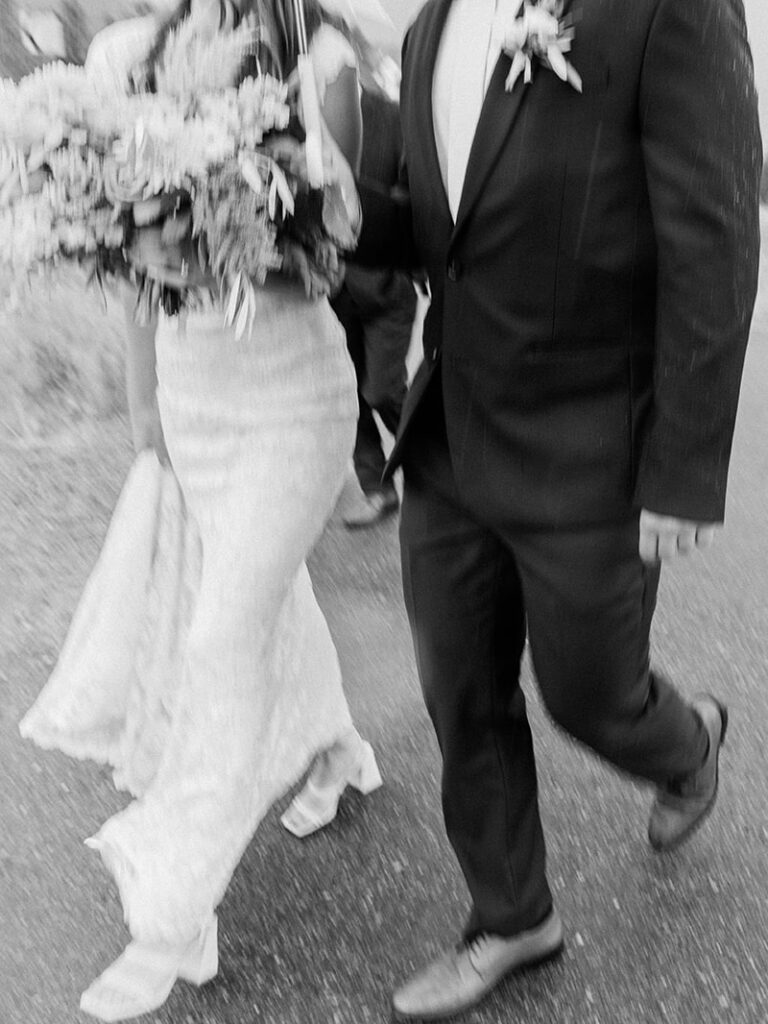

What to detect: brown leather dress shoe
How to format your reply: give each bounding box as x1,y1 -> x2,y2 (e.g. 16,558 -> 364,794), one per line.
648,695 -> 728,852
391,908 -> 564,1021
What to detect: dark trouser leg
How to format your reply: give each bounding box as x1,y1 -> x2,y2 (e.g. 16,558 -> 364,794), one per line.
354,400 -> 389,495
359,275 -> 415,440
345,271 -> 415,492
355,278 -> 415,494
400,409 -> 552,939
508,522 -> 708,785
332,289 -> 386,495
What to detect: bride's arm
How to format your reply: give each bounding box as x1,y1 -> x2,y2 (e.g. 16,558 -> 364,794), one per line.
87,16 -> 171,461
320,64 -> 362,177
309,25 -> 363,228
318,65 -> 363,230
122,293 -> 170,466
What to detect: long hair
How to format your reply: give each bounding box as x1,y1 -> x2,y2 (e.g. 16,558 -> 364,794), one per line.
138,0 -> 347,90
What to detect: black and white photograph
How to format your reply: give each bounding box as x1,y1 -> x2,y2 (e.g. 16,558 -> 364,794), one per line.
1,1 -> 767,1022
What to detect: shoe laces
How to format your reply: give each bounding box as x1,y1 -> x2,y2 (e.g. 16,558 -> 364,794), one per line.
460,933 -> 493,969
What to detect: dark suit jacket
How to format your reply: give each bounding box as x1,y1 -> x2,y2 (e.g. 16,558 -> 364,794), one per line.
341,87 -> 414,303
359,87 -> 403,188
356,0 -> 762,528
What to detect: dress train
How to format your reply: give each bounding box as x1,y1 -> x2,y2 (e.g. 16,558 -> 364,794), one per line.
21,296 -> 363,945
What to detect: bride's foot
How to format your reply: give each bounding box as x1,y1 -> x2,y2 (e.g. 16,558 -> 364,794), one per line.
79,916 -> 218,1022
281,731 -> 382,838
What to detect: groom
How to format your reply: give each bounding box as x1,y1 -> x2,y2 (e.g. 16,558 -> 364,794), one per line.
355,0 -> 762,1019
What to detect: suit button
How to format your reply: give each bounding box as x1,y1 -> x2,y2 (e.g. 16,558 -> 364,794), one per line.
447,260 -> 459,281
431,346 -> 439,361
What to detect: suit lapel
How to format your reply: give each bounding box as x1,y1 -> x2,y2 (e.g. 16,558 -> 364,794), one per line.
411,0 -> 573,241
407,0 -> 454,222
450,0 -> 582,237
451,50 -> 529,241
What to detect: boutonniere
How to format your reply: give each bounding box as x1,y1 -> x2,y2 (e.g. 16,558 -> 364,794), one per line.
494,0 -> 582,94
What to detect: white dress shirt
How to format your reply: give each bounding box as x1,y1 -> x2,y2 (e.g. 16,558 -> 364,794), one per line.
432,0 -> 512,219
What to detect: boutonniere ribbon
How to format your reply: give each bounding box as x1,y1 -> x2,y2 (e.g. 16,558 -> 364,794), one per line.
494,0 -> 582,93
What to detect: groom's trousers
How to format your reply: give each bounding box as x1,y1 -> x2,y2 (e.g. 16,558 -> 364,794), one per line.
398,379 -> 709,940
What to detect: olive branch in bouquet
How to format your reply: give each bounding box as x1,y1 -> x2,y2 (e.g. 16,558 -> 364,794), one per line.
112,5 -> 360,335
188,0 -> 360,335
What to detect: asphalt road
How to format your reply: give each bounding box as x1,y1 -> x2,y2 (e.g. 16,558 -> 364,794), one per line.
2,216 -> 767,1024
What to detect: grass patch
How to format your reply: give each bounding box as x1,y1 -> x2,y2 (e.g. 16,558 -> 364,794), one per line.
1,268 -> 128,442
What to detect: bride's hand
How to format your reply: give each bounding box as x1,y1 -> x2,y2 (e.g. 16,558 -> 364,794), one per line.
128,224 -> 184,283
260,134 -> 361,240
271,127 -> 357,197
281,238 -> 343,300
128,223 -> 204,289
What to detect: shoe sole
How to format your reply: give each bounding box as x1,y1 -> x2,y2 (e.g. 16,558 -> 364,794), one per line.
390,940 -> 565,1023
649,699 -> 728,853
281,743 -> 382,838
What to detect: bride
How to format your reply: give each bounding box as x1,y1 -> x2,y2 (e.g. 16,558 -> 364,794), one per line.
19,1 -> 383,1019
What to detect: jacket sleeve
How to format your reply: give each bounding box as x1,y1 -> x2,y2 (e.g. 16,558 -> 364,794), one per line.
633,0 -> 762,521
352,172 -> 420,270
349,29 -> 420,272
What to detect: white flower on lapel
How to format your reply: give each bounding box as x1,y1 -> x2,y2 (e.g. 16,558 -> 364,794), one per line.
493,0 -> 582,93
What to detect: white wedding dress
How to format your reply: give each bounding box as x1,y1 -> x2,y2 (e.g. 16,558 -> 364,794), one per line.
20,22 -> 364,947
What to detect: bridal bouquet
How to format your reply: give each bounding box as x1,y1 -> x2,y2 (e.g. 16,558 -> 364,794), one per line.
0,18 -> 359,334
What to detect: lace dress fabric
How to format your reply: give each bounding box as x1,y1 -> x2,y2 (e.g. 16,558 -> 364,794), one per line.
20,21 -> 362,946
22,290 -> 358,944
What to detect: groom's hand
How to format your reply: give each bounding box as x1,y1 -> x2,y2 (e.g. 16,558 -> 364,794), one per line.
638,509 -> 717,564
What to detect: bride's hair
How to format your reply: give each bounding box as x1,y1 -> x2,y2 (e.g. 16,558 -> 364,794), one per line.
138,0 -> 347,89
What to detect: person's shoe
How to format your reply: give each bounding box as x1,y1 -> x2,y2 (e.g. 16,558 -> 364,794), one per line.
280,732 -> 383,838
648,695 -> 728,853
343,488 -> 399,529
79,915 -> 218,1021
391,908 -> 564,1021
